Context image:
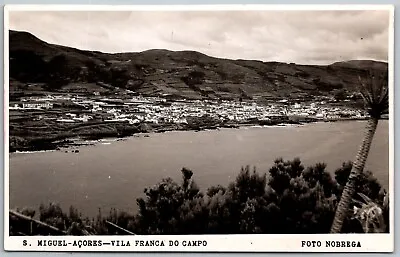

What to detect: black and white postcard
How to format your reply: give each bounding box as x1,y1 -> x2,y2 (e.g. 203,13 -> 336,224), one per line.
3,4 -> 394,252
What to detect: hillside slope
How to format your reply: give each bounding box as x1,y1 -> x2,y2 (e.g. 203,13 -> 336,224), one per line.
9,30 -> 388,100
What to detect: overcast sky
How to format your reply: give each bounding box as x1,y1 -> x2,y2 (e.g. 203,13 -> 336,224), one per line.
9,10 -> 390,64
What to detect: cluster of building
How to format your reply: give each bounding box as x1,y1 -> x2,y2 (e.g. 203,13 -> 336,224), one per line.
9,94 -> 367,125
287,102 -> 366,120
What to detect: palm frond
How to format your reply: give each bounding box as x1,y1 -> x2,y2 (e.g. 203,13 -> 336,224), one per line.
352,193 -> 387,233
358,192 -> 373,204
357,69 -> 389,118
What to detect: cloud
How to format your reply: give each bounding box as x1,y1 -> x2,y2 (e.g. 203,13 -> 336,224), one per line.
8,9 -> 390,64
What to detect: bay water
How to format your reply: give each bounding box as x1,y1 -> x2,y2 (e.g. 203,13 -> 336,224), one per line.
9,120 -> 389,217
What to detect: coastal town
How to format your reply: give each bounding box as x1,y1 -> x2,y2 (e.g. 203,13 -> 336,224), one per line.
9,91 -> 373,153
9,93 -> 368,126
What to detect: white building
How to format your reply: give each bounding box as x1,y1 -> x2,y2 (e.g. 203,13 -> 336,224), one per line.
22,102 -> 53,109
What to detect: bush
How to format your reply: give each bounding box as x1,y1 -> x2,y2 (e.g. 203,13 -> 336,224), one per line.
334,161 -> 382,201
134,167 -> 203,234
132,160 -> 339,234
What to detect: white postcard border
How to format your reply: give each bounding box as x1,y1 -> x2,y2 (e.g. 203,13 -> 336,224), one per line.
3,4 -> 395,253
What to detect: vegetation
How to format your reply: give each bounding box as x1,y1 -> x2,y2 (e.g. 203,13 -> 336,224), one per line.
330,68 -> 388,233
352,192 -> 389,233
9,158 -> 388,235
10,30 -> 388,100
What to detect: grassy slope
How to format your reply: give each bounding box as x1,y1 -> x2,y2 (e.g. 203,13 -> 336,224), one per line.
9,30 -> 388,100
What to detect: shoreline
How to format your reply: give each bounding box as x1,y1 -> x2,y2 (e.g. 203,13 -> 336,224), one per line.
9,118 -> 371,154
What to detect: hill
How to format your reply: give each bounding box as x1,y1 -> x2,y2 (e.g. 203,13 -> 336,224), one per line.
9,30 -> 388,100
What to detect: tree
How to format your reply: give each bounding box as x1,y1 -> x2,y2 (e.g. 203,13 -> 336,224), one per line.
267,159 -> 337,234
268,157 -> 304,194
134,167 -> 202,234
334,161 -> 382,201
330,69 -> 388,233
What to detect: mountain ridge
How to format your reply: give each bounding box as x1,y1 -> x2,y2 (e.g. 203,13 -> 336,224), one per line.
9,29 -> 388,100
